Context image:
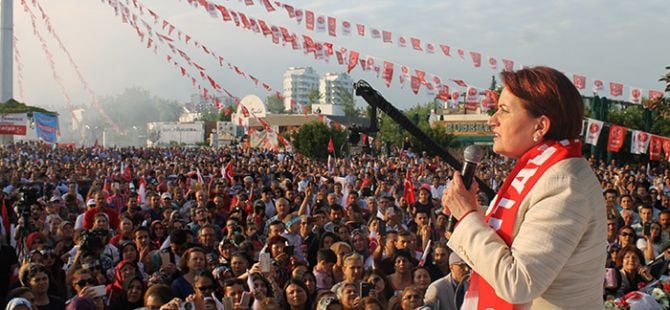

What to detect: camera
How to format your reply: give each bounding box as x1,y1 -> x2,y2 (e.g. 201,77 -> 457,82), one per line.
360,282 -> 374,297
80,229 -> 108,253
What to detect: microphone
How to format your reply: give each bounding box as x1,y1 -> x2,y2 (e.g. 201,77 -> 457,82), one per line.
446,145 -> 484,233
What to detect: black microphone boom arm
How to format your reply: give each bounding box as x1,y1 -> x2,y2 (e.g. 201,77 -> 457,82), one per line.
353,80 -> 494,198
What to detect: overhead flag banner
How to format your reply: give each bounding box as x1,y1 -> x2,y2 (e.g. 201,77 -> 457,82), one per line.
649,135 -> 663,161
584,118 -> 603,146
0,113 -> 28,135
607,125 -> 627,152
631,130 -> 650,154
33,112 -> 59,143
573,74 -> 586,90
629,87 -> 642,104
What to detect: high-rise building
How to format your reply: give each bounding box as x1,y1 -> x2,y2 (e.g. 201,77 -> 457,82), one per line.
282,67 -> 319,112
310,72 -> 353,116
319,72 -> 353,106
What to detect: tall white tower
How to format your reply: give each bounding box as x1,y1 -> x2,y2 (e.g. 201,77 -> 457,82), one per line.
0,0 -> 14,144
282,67 -> 319,112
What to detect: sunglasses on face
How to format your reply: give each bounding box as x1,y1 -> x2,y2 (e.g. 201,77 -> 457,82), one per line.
75,279 -> 95,287
620,232 -> 635,237
197,285 -> 216,292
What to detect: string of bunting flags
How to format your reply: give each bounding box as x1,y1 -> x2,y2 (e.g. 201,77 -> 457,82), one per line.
13,36 -> 26,101
99,0 -> 353,151
583,117 -> 670,161
175,0 -> 503,110
25,0 -> 123,133
222,0 -> 665,103
21,1 -> 79,134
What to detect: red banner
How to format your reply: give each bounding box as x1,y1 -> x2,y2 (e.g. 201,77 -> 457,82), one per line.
607,125 -> 627,152
347,50 -> 359,73
650,135 -> 663,161
305,10 -> 314,30
410,76 -> 421,95
327,16 -> 336,36
382,61 -> 394,88
610,82 -> 623,97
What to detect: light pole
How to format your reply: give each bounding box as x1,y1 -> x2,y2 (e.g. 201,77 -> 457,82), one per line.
0,0 -> 14,144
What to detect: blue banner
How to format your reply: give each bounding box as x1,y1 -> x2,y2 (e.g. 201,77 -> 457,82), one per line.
33,112 -> 59,144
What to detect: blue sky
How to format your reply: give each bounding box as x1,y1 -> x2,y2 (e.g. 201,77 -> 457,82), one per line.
12,0 -> 670,118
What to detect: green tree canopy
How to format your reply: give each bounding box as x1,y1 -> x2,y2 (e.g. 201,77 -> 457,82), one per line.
266,95 -> 285,114
377,102 -> 459,154
291,121 -> 348,159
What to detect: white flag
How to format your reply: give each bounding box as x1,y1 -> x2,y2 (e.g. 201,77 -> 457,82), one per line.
629,87 -> 642,105
584,118 -> 603,146
631,130 -> 651,154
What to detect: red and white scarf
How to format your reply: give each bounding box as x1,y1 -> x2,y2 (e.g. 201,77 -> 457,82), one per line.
465,139 -> 582,310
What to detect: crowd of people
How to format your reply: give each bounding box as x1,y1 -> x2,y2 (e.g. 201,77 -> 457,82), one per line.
0,139 -> 667,310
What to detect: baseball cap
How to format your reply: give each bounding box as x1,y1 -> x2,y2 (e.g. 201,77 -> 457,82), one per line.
86,199 -> 96,206
49,196 -> 62,203
161,192 -> 172,200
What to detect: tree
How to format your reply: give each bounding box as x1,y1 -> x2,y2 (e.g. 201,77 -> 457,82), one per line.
266,95 -> 285,114
376,102 -> 459,154
661,66 -> 670,92
307,89 -> 322,105
291,121 -> 348,159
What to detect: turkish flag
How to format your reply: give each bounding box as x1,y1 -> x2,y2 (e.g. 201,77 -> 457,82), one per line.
607,125 -> 627,152
610,82 -> 623,97
382,61 -> 394,88
573,74 -> 586,90
650,135 -> 663,161
415,70 -> 426,84
305,10 -> 315,30
327,17 -> 337,36
260,0 -> 275,11
452,79 -> 468,87
328,137 -> 335,153
439,44 -> 451,56
411,37 -> 422,51
382,30 -> 392,43
223,161 -> 234,184
347,50 -> 359,73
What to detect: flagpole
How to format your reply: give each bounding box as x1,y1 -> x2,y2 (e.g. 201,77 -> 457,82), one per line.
0,0 -> 14,144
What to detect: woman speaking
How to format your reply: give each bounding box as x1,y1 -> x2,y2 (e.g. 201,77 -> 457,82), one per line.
442,66 -> 606,309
